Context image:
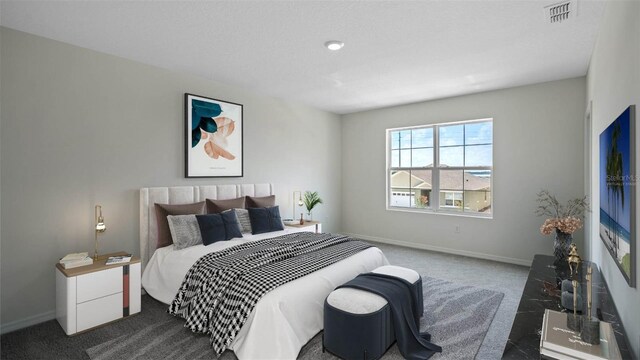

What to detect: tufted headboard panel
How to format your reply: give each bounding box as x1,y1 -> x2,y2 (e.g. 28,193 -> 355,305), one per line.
139,183 -> 273,271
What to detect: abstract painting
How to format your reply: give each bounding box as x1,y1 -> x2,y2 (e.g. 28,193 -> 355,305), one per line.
599,105 -> 636,287
185,93 -> 243,177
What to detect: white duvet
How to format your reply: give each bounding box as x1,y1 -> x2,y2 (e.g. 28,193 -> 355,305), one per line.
141,229 -> 388,360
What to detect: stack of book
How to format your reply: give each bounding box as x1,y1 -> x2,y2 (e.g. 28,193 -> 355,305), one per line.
59,252 -> 93,269
540,309 -> 621,360
105,254 -> 132,265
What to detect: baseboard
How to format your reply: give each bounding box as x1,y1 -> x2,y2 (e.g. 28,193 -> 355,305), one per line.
0,310 -> 56,335
343,232 -> 532,267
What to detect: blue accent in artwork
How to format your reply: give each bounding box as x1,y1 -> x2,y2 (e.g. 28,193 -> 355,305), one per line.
599,106 -> 632,232
199,117 -> 218,133
600,208 -> 631,244
191,100 -> 222,130
192,128 -> 201,148
191,99 -> 222,148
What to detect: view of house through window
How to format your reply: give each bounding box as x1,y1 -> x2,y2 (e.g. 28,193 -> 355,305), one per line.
388,119 -> 493,216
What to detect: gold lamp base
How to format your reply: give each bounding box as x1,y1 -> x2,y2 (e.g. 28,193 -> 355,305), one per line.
94,205 -> 106,261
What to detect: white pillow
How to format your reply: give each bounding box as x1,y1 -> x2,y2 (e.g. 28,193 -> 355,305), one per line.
167,215 -> 202,250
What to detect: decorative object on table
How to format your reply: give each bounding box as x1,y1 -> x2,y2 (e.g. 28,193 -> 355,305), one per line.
302,191 -> 323,221
560,279 -> 582,312
581,265 -> 601,345
94,205 -> 106,261
540,309 -> 622,360
560,279 -> 574,293
291,190 -> 304,222
105,254 -> 132,265
542,280 -> 561,297
599,105 -> 636,288
59,252 -> 93,269
566,280 -> 582,331
299,213 -> 304,225
560,291 -> 582,312
536,189 -> 589,267
185,93 -> 243,178
567,243 -> 582,276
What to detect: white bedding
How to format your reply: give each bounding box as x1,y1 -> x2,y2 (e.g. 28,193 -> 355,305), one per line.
142,229 -> 388,360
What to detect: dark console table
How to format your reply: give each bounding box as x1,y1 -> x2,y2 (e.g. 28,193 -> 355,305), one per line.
502,254 -> 633,359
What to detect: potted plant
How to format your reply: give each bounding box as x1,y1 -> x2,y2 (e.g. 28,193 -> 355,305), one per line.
536,190 -> 589,266
302,191 -> 323,221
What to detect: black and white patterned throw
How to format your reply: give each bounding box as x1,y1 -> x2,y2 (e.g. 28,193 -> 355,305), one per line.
168,232 -> 371,355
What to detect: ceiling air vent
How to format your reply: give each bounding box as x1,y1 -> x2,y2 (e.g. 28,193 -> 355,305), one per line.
544,1 -> 575,24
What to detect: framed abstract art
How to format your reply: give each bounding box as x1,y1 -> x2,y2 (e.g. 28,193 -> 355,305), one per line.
599,105 -> 636,287
185,93 -> 243,178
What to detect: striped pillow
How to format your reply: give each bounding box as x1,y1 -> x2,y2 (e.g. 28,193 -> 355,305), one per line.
234,208 -> 252,233
167,215 -> 202,250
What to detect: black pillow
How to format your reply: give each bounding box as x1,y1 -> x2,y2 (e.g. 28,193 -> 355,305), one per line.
248,206 -> 284,235
221,209 -> 243,239
196,209 -> 243,245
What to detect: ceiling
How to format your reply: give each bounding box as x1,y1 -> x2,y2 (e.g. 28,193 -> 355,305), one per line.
1,1 -> 606,114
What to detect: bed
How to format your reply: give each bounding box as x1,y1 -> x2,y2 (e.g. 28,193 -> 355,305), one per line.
139,184 -> 388,359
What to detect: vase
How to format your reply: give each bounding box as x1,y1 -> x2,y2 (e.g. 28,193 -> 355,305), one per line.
306,211 -> 313,221
554,229 -> 572,267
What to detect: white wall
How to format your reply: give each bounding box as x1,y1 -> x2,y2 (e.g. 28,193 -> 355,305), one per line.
0,28 -> 342,332
586,1 -> 640,357
341,77 -> 586,266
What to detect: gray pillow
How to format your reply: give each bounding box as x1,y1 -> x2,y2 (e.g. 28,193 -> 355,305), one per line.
167,215 -> 203,250
154,202 -> 205,248
234,208 -> 252,233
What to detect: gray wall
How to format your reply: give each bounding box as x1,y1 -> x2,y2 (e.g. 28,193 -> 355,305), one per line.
586,1 -> 640,357
0,27 -> 342,331
341,77 -> 586,265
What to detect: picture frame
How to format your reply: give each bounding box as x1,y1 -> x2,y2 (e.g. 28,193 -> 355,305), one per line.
185,93 -> 243,178
599,105 -> 636,287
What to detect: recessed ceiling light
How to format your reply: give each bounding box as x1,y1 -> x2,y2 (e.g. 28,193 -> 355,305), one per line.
324,40 -> 344,51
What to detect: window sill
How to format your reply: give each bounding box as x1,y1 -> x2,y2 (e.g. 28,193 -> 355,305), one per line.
386,206 -> 493,219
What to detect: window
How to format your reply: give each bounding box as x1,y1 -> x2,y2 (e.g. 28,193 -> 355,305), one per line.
387,119 -> 492,216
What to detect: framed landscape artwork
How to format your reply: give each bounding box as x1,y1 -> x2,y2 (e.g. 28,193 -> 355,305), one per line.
599,105 -> 636,287
185,93 -> 243,178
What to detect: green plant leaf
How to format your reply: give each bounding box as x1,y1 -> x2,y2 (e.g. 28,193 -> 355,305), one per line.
303,191 -> 323,213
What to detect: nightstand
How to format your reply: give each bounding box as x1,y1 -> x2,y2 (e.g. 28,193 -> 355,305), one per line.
285,220 -> 322,233
55,251 -> 141,335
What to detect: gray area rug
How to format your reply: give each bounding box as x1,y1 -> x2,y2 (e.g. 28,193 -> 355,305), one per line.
87,276 -> 503,360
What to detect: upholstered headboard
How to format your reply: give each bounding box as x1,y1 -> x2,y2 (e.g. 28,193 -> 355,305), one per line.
139,183 -> 274,271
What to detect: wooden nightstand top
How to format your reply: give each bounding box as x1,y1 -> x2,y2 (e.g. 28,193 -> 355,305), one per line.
285,220 -> 321,229
56,251 -> 141,278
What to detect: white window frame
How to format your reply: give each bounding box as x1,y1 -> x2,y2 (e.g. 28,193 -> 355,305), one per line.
441,191 -> 464,208
385,118 -> 494,219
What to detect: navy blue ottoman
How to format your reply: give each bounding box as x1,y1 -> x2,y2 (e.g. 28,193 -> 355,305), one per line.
323,266 -> 423,360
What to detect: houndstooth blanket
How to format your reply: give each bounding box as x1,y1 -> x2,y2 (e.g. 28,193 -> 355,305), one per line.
168,232 -> 371,355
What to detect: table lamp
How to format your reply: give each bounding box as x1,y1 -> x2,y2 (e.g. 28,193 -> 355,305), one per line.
94,205 -> 106,260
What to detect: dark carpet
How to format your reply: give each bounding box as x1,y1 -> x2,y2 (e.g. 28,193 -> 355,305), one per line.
82,276 -> 503,360
0,295 -> 167,360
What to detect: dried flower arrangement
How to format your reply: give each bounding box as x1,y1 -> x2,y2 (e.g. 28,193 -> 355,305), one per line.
536,190 -> 589,235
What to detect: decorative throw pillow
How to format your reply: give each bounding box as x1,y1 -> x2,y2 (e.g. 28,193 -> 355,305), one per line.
221,209 -> 243,239
206,197 -> 246,214
248,206 -> 285,234
155,202 -> 206,248
245,195 -> 276,208
167,215 -> 202,250
234,208 -> 252,233
196,209 -> 243,245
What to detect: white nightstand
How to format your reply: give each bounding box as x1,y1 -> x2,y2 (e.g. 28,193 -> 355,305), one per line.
55,252 -> 141,335
285,220 -> 322,233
